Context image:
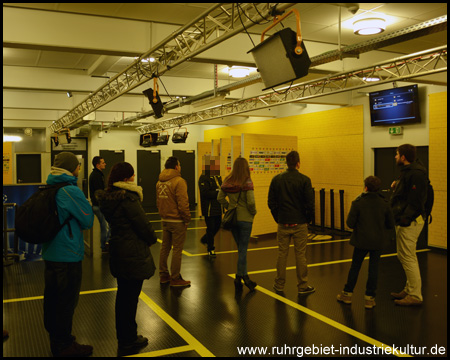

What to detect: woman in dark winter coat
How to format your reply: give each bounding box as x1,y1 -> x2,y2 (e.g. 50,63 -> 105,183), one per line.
97,162 -> 157,356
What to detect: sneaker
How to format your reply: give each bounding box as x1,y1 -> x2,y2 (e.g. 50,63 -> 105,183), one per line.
337,291 -> 353,304
55,341 -> 93,357
208,250 -> 216,258
364,295 -> 376,309
160,273 -> 171,284
170,276 -> 191,287
390,290 -> 408,299
298,285 -> 315,295
118,335 -> 148,356
394,295 -> 423,306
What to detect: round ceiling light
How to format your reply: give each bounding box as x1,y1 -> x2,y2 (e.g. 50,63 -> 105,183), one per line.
353,18 -> 386,35
228,66 -> 250,78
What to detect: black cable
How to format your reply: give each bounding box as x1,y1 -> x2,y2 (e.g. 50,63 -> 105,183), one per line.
241,3 -> 271,25
271,81 -> 294,100
236,3 -> 256,48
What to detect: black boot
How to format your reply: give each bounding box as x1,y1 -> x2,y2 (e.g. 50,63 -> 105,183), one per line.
243,275 -> 257,292
234,275 -> 243,291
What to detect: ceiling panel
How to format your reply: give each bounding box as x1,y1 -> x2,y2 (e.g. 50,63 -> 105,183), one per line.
3,3 -> 447,128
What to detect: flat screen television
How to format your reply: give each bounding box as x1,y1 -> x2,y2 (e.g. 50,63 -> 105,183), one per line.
369,84 -> 421,126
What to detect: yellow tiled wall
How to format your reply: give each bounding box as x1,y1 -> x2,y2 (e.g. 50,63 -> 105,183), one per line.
204,106 -> 364,234
219,138 -> 231,178
428,92 -> 447,248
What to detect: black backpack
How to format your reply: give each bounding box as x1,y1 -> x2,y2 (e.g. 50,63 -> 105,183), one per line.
424,180 -> 434,224
15,182 -> 73,244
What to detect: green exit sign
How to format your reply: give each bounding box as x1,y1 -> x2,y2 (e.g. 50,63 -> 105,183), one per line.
389,126 -> 403,135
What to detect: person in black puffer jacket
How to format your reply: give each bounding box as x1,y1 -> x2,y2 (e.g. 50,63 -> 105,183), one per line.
97,162 -> 157,356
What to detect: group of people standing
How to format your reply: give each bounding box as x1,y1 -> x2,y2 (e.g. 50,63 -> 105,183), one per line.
40,142 -> 429,357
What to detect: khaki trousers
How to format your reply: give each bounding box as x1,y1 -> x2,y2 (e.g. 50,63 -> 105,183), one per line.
275,223 -> 309,291
159,222 -> 187,280
396,220 -> 424,301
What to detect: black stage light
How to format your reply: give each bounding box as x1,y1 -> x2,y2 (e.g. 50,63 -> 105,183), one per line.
143,78 -> 165,118
143,88 -> 165,118
248,9 -> 311,90
51,135 -> 59,147
140,133 -> 158,147
156,130 -> 170,145
172,128 -> 188,143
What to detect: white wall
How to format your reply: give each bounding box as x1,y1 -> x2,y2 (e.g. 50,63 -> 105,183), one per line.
88,124 -> 207,202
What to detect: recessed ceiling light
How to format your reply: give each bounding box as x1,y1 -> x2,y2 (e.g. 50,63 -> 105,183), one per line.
363,77 -> 380,82
353,18 -> 386,35
227,66 -> 251,78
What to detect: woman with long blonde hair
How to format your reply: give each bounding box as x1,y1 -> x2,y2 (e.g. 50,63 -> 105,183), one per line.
218,157 -> 257,291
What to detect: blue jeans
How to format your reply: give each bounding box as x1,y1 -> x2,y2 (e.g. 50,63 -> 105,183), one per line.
92,206 -> 110,249
231,221 -> 253,276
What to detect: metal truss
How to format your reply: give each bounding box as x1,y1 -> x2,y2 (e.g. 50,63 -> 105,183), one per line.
50,3 -> 294,133
136,46 -> 447,134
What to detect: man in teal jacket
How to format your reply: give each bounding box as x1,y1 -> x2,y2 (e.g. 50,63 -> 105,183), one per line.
42,152 -> 94,357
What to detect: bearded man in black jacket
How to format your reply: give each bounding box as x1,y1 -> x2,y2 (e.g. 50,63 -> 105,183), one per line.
390,144 -> 428,307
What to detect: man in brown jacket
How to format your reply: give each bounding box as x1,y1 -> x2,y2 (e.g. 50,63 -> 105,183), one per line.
156,156 -> 191,287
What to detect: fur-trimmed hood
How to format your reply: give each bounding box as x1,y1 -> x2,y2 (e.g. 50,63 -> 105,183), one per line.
96,181 -> 143,202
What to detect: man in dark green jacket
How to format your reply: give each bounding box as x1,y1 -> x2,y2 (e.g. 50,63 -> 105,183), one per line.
337,176 -> 395,309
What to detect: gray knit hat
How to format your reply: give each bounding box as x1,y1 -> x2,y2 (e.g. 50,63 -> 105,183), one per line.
53,152 -> 79,173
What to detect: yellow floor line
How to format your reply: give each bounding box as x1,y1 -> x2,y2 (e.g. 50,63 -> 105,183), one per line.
254,285 -> 412,357
127,345 -> 195,357
151,218 -> 203,223
241,249 -> 431,276
186,239 -> 351,257
139,292 -> 215,357
3,287 -> 118,304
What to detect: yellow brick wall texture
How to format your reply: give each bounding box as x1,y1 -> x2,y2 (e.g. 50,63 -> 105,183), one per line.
220,138 -> 231,178
204,106 -> 364,235
428,92 -> 447,248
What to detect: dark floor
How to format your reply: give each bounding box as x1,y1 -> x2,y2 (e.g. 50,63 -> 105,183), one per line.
3,212 -> 448,357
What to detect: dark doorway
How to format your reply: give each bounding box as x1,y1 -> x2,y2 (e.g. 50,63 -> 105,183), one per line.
173,150 -> 196,210
374,146 -> 429,249
51,137 -> 89,198
16,154 -> 41,183
137,150 -> 161,212
99,150 -> 125,186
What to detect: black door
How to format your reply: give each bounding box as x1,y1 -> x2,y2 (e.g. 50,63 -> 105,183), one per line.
374,146 -> 429,249
16,154 -> 41,183
137,150 -> 161,212
51,150 -> 89,198
173,150 -> 196,210
99,150 -> 125,186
